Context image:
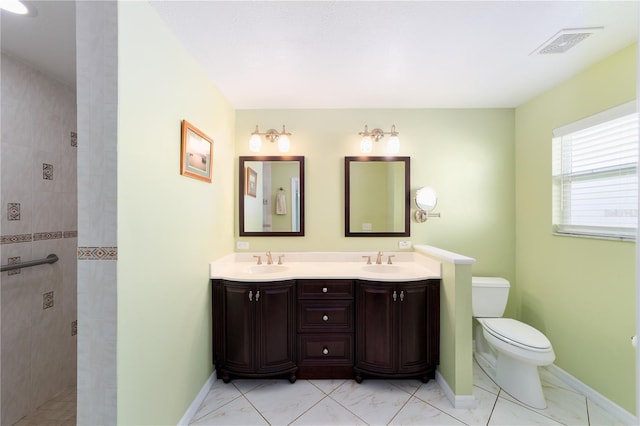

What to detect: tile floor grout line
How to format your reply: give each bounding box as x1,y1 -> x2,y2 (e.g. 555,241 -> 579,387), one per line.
286,394 -> 331,426
189,393 -> 245,424
485,390 -> 500,425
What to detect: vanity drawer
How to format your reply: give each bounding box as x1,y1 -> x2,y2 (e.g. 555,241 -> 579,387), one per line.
298,300 -> 353,332
298,334 -> 353,366
297,279 -> 353,299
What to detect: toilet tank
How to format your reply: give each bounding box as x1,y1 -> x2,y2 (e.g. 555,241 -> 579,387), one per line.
472,277 -> 510,317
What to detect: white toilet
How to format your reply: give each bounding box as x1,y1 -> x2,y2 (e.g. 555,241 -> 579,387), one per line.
472,277 -> 555,409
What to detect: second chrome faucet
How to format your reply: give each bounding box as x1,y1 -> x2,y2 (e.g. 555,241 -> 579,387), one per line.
362,251 -> 395,265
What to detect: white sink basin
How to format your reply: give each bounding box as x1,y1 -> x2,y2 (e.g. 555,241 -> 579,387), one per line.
244,264 -> 288,274
362,264 -> 404,274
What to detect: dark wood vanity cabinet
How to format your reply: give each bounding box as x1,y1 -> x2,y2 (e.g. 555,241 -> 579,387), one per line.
296,279 -> 355,379
212,277 -> 440,384
211,279 -> 297,383
354,279 -> 440,382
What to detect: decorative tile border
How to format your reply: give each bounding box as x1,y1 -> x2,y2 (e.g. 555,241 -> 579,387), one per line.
77,247 -> 117,261
0,234 -> 33,244
1,230 -> 77,244
34,231 -> 63,241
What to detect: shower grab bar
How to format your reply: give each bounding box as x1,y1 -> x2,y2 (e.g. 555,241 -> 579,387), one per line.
0,254 -> 59,272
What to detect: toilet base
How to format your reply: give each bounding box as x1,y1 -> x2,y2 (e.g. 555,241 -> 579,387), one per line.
474,324 -> 548,410
495,352 -> 547,409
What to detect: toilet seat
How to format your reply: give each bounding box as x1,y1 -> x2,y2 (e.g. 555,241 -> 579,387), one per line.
479,318 -> 552,352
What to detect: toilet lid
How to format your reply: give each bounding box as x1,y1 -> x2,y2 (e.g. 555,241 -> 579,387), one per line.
481,318 -> 552,350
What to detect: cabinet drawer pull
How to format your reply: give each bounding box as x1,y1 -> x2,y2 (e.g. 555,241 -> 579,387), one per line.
400,290 -> 404,302
255,290 -> 260,302
322,287 -> 328,293
393,290 -> 397,302
322,347 -> 329,355
322,315 -> 329,321
248,290 -> 253,301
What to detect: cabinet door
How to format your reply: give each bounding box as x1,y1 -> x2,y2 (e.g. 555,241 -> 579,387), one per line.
355,281 -> 395,373
256,281 -> 297,374
397,282 -> 429,374
224,283 -> 255,373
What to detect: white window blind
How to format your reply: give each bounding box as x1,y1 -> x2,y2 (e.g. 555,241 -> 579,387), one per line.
552,101 -> 639,241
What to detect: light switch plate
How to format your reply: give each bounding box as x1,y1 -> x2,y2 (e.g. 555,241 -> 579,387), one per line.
236,241 -> 249,250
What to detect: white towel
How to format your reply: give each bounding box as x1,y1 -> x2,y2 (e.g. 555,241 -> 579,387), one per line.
276,193 -> 287,215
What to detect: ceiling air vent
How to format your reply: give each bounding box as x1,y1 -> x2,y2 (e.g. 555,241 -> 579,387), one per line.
532,27 -> 603,55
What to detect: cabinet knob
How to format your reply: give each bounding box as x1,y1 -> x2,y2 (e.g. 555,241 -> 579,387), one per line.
322,287 -> 328,293
248,290 -> 253,301
255,290 -> 260,302
322,347 -> 329,355
393,290 -> 397,302
322,315 -> 329,321
400,290 -> 404,302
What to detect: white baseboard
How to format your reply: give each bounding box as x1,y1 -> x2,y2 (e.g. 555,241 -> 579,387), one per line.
546,364 -> 637,425
177,371 -> 217,426
436,370 -> 477,409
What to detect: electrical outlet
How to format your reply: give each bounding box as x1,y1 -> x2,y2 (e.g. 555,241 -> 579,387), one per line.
362,223 -> 372,231
398,240 -> 412,249
236,241 -> 249,250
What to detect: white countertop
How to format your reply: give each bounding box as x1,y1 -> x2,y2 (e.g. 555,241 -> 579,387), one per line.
209,251 -> 442,282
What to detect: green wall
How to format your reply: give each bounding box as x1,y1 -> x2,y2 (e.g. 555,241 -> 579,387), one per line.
117,2 -> 235,424
515,44 -> 637,413
235,109 -> 515,285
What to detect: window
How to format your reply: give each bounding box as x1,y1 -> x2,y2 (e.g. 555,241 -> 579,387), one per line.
552,101 -> 639,241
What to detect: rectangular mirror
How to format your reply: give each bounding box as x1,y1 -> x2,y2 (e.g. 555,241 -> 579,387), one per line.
239,156 -> 305,236
345,156 -> 410,237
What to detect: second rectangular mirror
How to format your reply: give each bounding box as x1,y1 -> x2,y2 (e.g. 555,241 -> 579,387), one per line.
345,156 -> 410,237
239,156 -> 305,236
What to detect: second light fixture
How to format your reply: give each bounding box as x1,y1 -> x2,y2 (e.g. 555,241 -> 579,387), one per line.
358,125 -> 400,154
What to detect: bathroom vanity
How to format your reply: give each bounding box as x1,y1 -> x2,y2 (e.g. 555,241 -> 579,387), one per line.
210,252 -> 441,383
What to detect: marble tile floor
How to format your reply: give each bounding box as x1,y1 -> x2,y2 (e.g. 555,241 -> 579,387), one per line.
190,360 -> 630,426
12,386 -> 76,426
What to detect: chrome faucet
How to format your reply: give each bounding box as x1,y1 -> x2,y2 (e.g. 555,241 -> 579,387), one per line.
265,251 -> 273,265
376,251 -> 383,264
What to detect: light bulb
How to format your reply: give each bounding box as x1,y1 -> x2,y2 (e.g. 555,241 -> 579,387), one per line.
0,0 -> 28,14
278,135 -> 290,152
249,134 -> 262,152
386,135 -> 400,154
360,136 -> 373,153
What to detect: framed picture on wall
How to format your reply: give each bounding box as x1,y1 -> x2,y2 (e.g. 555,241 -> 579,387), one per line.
246,167 -> 257,197
180,120 -> 213,183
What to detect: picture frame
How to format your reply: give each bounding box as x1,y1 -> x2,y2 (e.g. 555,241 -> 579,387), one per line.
246,167 -> 258,197
180,120 -> 213,183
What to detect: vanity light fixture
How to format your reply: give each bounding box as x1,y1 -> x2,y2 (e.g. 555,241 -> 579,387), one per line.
415,186 -> 441,223
358,125 -> 400,154
249,125 -> 292,153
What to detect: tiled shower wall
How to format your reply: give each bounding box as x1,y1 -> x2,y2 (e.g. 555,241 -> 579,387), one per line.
0,53 -> 77,425
76,1 -> 118,424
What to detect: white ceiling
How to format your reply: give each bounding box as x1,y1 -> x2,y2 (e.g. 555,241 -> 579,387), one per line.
1,1 -> 638,109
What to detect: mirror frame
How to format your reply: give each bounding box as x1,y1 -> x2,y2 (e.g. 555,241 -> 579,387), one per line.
239,156 -> 305,237
344,156 -> 411,237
